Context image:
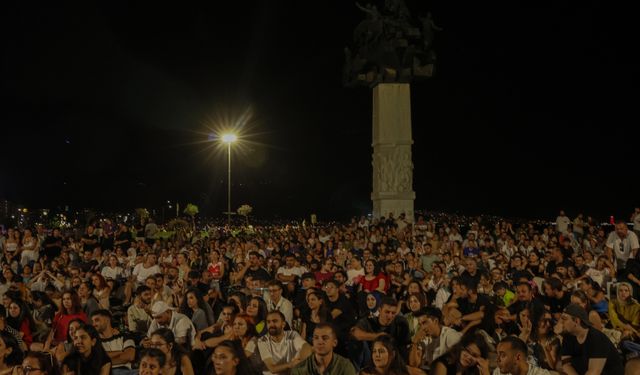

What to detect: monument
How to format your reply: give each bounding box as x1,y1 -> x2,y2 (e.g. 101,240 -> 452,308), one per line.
344,0 -> 441,222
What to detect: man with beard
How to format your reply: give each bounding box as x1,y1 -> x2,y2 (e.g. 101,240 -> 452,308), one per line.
91,309 -> 136,375
127,285 -> 153,336
351,296 -> 410,366
292,323 -> 356,375
257,310 -> 312,375
493,336 -> 550,375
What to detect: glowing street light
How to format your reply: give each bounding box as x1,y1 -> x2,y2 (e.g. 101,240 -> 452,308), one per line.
221,133 -> 238,226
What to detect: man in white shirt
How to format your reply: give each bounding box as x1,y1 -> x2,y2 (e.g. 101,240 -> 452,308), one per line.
632,207 -> 640,238
146,301 -> 195,347
556,210 -> 571,235
276,255 -> 304,287
493,336 -> 550,375
257,311 -> 312,375
410,307 -> 462,369
265,280 -> 294,327
605,220 -> 640,269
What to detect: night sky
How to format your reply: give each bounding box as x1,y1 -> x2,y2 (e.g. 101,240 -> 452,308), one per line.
1,1 -> 636,221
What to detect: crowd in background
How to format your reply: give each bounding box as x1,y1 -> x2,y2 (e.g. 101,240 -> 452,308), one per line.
0,208 -> 639,375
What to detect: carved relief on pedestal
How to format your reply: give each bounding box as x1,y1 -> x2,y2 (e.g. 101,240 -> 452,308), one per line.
373,147 -> 413,193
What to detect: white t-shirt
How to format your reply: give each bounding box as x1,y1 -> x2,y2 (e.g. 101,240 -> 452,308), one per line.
101,333 -> 135,369
346,268 -> 365,286
556,215 -> 571,234
133,263 -> 161,284
276,266 -> 304,285
633,213 -> 640,231
101,266 -> 125,280
606,231 -> 640,262
492,364 -> 550,375
257,331 -> 306,375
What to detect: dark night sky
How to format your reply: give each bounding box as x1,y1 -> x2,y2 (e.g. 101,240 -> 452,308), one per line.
0,1 -> 637,221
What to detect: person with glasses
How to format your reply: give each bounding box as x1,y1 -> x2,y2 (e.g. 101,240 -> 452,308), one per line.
265,281 -> 294,328
147,328 -> 194,375
19,351 -> 60,375
431,332 -> 490,375
0,331 -> 24,375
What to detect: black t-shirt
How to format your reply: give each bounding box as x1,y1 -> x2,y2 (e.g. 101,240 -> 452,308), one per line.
63,349 -> 111,375
456,294 -> 491,316
42,235 -> 64,260
460,270 -> 481,287
79,259 -> 99,273
544,292 -> 571,315
115,231 -> 132,250
245,266 -> 271,281
81,234 -> 99,252
327,294 -> 357,334
561,328 -> 623,375
545,259 -> 573,276
355,315 -> 411,359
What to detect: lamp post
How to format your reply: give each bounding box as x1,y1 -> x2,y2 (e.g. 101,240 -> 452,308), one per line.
221,133 -> 237,226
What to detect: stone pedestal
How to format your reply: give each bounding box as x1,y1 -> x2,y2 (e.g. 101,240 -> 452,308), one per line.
371,83 -> 415,222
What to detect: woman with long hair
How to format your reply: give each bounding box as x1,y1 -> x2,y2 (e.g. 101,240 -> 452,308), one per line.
22,351 -> 61,375
149,328 -> 194,375
50,319 -> 83,365
179,287 -> 215,332
360,334 -> 410,375
609,282 -> 640,339
431,332 -> 490,375
206,340 -> 258,375
19,229 -> 39,267
50,290 -> 87,346
301,291 -> 331,343
77,281 -> 100,318
91,273 -> 111,309
230,314 -> 257,358
0,331 -> 24,375
6,300 -> 35,348
404,293 -> 427,340
531,311 -> 560,370
61,323 -> 111,375
245,297 -> 267,337
358,260 -> 387,294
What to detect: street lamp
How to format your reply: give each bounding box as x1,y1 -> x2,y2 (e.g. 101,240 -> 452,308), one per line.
221,133 -> 237,226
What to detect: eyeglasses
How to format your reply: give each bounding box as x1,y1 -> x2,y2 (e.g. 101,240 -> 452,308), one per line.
17,367 -> 42,375
147,342 -> 166,348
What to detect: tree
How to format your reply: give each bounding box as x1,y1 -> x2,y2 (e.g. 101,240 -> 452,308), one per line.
135,208 -> 150,225
237,204 -> 253,226
183,203 -> 199,229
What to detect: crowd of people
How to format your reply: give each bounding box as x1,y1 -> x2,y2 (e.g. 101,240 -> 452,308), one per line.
0,208 -> 639,375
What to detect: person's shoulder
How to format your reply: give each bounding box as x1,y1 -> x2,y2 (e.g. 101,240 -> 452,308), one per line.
528,365 -> 551,375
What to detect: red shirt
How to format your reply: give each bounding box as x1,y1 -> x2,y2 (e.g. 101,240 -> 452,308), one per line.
19,319 -> 33,346
52,311 -> 88,344
314,271 -> 334,286
359,273 -> 388,293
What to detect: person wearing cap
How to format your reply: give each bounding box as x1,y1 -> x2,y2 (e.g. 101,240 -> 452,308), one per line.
560,303 -> 624,375
147,301 -> 196,347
